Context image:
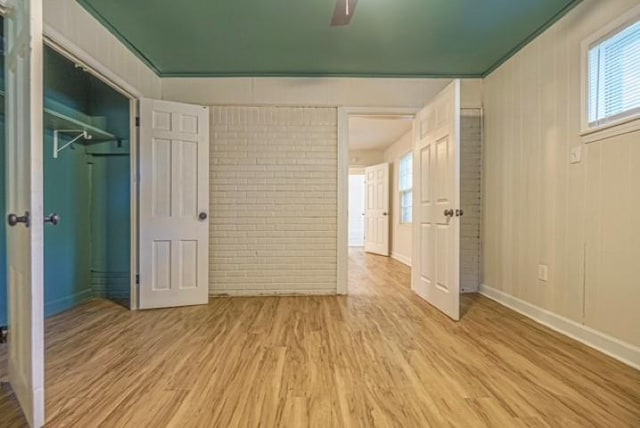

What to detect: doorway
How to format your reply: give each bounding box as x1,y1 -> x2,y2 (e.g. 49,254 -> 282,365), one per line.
338,108 -> 417,295
43,46 -> 133,312
0,32 -> 138,334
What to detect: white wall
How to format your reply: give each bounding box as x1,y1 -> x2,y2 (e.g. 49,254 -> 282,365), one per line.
384,131 -> 413,266
348,175 -> 365,247
349,150 -> 385,168
483,0 -> 640,349
210,106 -> 337,295
162,77 -> 450,107
44,0 -> 161,98
162,77 -> 483,108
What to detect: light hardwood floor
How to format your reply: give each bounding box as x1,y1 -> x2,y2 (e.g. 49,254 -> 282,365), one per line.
1,249 -> 639,427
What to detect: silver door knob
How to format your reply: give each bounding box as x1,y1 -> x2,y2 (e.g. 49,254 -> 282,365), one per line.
199,212 -> 208,221
45,213 -> 61,226
7,211 -> 30,227
444,209 -> 454,217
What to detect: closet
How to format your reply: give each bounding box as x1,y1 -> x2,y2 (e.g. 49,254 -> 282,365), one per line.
0,40 -> 132,326
43,46 -> 132,312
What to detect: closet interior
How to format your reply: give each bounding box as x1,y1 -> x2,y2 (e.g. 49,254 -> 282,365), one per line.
0,29 -> 132,329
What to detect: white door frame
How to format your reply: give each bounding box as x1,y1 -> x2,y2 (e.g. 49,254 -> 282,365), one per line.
337,107 -> 419,295
41,30 -> 141,310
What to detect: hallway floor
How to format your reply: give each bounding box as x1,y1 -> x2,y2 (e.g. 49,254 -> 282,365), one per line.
1,249 -> 639,426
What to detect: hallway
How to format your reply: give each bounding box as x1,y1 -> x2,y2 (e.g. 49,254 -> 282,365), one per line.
0,249 -> 639,426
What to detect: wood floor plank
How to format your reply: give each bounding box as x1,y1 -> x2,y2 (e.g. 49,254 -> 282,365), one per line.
0,248 -> 639,427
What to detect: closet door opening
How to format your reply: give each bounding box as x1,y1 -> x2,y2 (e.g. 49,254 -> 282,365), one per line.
42,46 -> 133,312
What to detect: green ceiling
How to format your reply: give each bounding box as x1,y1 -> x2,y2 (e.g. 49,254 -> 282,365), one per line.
77,0 -> 581,78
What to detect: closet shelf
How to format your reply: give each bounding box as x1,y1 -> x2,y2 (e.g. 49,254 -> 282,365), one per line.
0,87 -> 121,158
47,110 -> 118,159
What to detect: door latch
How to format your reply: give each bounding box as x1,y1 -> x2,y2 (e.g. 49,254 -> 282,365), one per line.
7,211 -> 30,227
45,213 -> 61,225
455,209 -> 464,217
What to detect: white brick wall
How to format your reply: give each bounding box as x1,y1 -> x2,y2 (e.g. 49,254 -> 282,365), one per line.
460,109 -> 482,292
210,107 -> 338,294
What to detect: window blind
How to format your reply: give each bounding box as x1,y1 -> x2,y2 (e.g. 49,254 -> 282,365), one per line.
399,153 -> 413,224
588,20 -> 640,127
399,153 -> 412,192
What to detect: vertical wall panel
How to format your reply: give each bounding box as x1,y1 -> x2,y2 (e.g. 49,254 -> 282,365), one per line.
483,0 -> 640,346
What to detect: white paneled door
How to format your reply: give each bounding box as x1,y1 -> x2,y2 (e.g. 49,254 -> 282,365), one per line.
364,163 -> 390,256
139,99 -> 210,309
5,0 -> 45,426
412,80 -> 461,321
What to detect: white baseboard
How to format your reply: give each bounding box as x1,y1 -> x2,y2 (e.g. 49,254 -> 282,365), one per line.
479,284 -> 640,370
390,252 -> 411,267
209,289 -> 337,297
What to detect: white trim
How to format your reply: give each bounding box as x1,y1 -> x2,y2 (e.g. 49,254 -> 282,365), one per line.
43,25 -> 143,100
42,28 -> 141,310
337,109 -> 349,295
337,107 -> 419,295
581,116 -> 640,144
210,289 -> 336,297
129,100 -> 139,310
479,284 -> 640,370
580,4 -> 640,138
390,252 -> 411,267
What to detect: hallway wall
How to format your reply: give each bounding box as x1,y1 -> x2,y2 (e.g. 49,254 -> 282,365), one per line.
348,175 -> 365,247
384,131 -> 412,266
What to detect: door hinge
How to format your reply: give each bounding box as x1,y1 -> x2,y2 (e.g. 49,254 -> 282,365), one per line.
0,326 -> 7,343
136,274 -> 140,285
135,117 -> 140,127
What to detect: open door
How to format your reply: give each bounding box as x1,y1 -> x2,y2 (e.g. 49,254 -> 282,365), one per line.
412,80 -> 461,321
138,98 -> 210,309
364,162 -> 389,256
4,0 -> 45,426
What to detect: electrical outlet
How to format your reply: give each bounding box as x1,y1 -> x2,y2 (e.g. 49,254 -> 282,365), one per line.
570,146 -> 582,164
538,264 -> 548,282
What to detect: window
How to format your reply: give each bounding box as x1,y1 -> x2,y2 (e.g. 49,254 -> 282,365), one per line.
399,153 -> 413,224
588,18 -> 640,128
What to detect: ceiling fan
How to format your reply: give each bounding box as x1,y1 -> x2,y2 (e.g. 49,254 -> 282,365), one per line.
331,0 -> 358,26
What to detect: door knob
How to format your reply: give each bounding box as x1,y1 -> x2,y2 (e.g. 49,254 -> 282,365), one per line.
45,213 -> 61,226
7,211 -> 30,227
199,212 -> 208,221
444,209 -> 454,217
383,212 -> 388,216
